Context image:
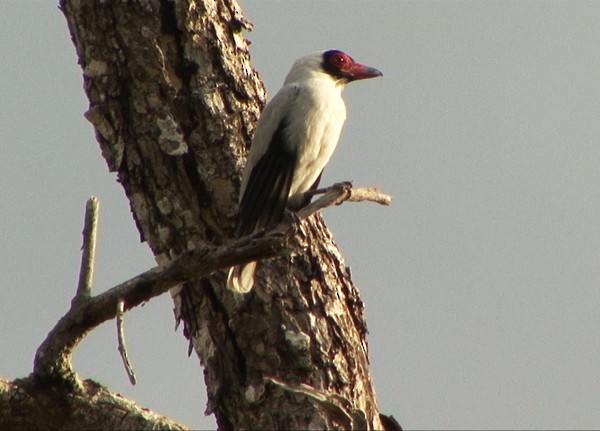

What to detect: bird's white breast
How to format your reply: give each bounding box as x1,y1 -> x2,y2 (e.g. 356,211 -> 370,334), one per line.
239,58 -> 348,208
284,78 -> 346,207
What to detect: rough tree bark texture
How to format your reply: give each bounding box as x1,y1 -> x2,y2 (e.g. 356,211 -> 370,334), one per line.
0,378 -> 186,430
61,0 -> 383,429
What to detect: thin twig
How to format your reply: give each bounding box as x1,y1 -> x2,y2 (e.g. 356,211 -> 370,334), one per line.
117,299 -> 137,385
345,186 -> 392,205
74,197 -> 99,303
306,182 -> 392,206
290,183 -> 391,230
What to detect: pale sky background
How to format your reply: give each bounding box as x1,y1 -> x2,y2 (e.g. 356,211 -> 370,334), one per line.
2,1 -> 600,430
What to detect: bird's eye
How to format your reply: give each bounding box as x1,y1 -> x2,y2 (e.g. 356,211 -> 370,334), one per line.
332,54 -> 348,67
329,53 -> 350,70
323,50 -> 354,74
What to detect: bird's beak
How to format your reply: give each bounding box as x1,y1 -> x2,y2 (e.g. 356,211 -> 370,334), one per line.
347,63 -> 383,81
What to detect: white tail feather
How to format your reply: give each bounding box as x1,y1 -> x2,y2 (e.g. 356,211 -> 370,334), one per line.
226,262 -> 257,293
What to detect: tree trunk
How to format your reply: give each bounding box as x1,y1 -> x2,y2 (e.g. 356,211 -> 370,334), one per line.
60,0 -> 382,428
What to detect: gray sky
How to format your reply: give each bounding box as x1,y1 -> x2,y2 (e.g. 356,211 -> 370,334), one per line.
2,1 -> 600,429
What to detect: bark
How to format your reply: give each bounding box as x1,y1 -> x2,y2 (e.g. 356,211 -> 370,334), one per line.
56,0 -> 383,429
0,377 -> 187,430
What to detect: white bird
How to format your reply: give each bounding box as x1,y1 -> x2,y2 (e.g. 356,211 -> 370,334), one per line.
227,50 -> 382,293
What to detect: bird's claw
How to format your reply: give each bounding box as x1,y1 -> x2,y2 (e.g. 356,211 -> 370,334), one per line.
332,181 -> 353,191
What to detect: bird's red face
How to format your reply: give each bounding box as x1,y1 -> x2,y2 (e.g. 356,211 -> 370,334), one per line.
322,50 -> 382,82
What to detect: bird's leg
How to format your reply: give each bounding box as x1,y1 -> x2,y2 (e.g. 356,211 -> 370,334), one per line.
305,181 -> 353,199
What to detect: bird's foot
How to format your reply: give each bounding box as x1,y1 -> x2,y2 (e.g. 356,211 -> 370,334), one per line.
332,181 -> 353,191
305,181 -> 353,199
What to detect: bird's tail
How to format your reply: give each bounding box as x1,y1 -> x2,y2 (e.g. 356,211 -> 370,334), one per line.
226,261 -> 257,293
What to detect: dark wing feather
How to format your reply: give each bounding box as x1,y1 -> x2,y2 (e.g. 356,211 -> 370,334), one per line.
292,169 -> 324,211
236,120 -> 296,238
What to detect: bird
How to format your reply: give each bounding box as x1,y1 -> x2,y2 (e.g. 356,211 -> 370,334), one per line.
227,50 -> 382,293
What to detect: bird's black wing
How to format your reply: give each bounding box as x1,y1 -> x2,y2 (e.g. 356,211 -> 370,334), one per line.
235,119 -> 296,238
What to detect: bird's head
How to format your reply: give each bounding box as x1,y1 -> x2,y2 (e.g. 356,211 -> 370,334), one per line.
321,50 -> 382,83
284,50 -> 382,86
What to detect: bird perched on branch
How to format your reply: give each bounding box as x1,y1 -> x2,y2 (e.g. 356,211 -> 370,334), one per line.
227,50 -> 382,293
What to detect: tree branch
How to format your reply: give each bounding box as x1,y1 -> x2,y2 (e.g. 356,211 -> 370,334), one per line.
0,378 -> 188,430
32,183 -> 391,385
74,196 -> 98,302
265,376 -> 368,430
117,298 -> 137,385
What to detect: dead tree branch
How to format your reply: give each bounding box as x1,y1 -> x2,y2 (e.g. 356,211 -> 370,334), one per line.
74,196 -> 98,302
117,298 -> 137,385
265,376 -> 368,430
0,378 -> 188,431
32,184 -> 390,386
